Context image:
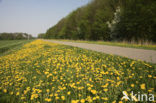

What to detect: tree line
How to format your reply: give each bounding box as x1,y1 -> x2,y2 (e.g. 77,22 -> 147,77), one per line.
0,32 -> 33,40
42,0 -> 156,42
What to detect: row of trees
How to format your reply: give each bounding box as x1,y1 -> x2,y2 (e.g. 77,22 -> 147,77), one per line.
0,32 -> 33,40
38,33 -> 45,39
43,0 -> 156,42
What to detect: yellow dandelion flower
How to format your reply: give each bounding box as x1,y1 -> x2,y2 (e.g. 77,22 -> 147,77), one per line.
46,89 -> 50,93
45,98 -> 52,102
140,84 -> 146,90
112,101 -> 116,103
16,92 -> 20,96
86,96 -> 92,102
131,84 -> 134,87
61,96 -> 65,100
71,100 -> 79,103
55,96 -> 59,100
3,89 -> 7,93
91,90 -> 97,94
96,96 -> 100,99
9,91 -> 13,95
80,99 -> 85,103
102,97 -> 108,101
67,91 -> 71,95
21,96 -> 26,100
93,97 -> 96,100
148,89 -> 152,92
148,75 -> 152,78
50,94 -> 53,97
88,87 -> 91,91
104,89 -> 108,92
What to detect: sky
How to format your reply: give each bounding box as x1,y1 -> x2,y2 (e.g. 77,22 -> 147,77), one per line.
0,0 -> 90,37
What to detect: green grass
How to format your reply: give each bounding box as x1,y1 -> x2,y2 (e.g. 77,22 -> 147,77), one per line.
52,39 -> 156,50
0,40 -> 34,56
0,40 -> 155,103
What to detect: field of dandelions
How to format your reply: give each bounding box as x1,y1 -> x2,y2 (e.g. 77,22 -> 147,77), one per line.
0,40 -> 155,103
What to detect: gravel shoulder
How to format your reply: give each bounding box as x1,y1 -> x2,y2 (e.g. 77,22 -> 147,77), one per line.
46,40 -> 156,63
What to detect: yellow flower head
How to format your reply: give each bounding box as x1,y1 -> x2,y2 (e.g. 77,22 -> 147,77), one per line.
71,100 -> 79,103
140,84 -> 146,90
3,89 -> 7,93
67,91 -> 71,95
131,84 -> 134,87
61,96 -> 65,100
91,90 -> 97,94
80,99 -> 85,103
45,98 -> 52,102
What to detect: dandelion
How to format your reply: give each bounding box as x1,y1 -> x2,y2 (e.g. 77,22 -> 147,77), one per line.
45,98 -> 52,102
101,97 -> 108,101
131,84 -> 134,87
21,96 -> 26,100
9,91 -> 13,95
91,90 -> 97,94
112,101 -> 116,103
104,89 -> 108,92
3,89 -> 7,93
61,96 -> 65,100
66,91 -> 70,96
148,90 -> 152,92
55,96 -> 59,100
86,96 -> 93,102
50,93 -> 53,97
80,99 -> 85,103
140,84 -> 146,90
96,96 -> 100,99
88,87 -> 91,91
148,75 -> 152,78
16,92 -> 20,96
46,89 -> 50,93
71,100 -> 79,103
93,97 -> 96,100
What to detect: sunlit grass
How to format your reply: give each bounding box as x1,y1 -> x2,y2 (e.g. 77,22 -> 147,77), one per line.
0,40 -> 155,103
0,40 -> 33,55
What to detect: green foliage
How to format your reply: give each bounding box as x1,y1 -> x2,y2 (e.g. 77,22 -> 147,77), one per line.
45,0 -> 156,42
38,33 -> 45,38
113,0 -> 156,42
45,0 -> 116,40
0,33 -> 33,40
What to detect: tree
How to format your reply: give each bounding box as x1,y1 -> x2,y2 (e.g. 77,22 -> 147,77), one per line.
113,0 -> 156,42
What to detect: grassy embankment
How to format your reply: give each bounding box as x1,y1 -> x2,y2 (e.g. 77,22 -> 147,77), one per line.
52,39 -> 156,50
0,40 -> 33,56
0,40 -> 155,103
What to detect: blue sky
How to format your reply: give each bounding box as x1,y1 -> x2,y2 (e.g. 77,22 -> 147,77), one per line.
0,0 -> 90,37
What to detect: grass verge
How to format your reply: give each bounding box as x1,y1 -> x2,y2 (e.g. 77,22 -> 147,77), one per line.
0,40 -> 34,56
